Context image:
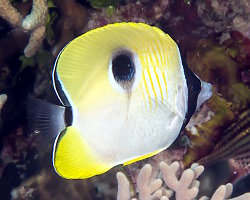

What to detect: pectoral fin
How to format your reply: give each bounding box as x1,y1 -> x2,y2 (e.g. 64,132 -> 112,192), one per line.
53,126 -> 112,179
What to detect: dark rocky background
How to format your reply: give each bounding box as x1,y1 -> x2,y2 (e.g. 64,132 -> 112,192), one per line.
0,0 -> 249,199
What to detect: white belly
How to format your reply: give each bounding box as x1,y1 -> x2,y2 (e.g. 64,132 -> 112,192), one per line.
77,90 -> 185,165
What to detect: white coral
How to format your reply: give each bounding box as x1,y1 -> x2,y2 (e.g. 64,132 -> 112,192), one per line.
22,0 -> 47,31
0,0 -> 22,27
117,161 -> 250,200
24,25 -> 46,57
0,0 -> 48,57
160,162 -> 202,200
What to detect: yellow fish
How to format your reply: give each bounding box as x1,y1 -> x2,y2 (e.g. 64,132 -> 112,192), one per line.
46,22 -> 212,179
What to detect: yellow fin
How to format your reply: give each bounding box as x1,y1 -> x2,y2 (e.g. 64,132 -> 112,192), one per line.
53,126 -> 112,179
123,148 -> 164,166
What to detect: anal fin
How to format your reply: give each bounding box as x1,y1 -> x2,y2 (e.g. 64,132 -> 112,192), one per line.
53,126 -> 112,179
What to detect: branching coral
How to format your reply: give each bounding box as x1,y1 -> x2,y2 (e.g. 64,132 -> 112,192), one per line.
0,0 -> 48,57
22,0 -> 47,31
117,162 -> 250,200
117,164 -> 165,200
0,0 -> 22,27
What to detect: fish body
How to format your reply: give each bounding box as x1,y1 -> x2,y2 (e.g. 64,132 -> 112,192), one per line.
47,22 -> 212,179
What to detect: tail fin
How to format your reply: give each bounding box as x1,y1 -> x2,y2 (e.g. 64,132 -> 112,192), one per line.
26,97 -> 66,141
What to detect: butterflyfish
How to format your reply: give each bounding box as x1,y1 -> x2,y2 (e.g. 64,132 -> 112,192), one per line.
34,22 -> 212,179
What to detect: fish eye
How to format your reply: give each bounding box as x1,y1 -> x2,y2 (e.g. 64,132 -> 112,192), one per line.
112,50 -> 135,82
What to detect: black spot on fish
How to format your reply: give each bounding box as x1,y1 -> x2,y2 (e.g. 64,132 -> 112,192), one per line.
112,50 -> 135,82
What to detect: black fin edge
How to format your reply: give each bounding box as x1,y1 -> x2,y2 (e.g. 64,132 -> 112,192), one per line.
180,53 -> 201,131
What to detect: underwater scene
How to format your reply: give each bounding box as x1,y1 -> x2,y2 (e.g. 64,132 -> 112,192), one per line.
0,0 -> 250,199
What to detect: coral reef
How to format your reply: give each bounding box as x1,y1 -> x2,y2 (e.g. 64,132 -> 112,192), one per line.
0,0 -> 250,199
0,0 -> 22,27
10,161 -> 119,200
52,0 -> 88,56
10,168 -> 95,200
117,162 -> 250,200
86,0 -> 173,30
187,38 -> 250,108
183,95 -> 235,166
89,0 -> 120,8
0,0 -> 48,57
183,30 -> 250,170
198,108 -> 250,171
196,0 -> 250,39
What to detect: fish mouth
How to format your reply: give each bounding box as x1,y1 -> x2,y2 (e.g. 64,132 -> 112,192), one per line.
196,81 -> 213,110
